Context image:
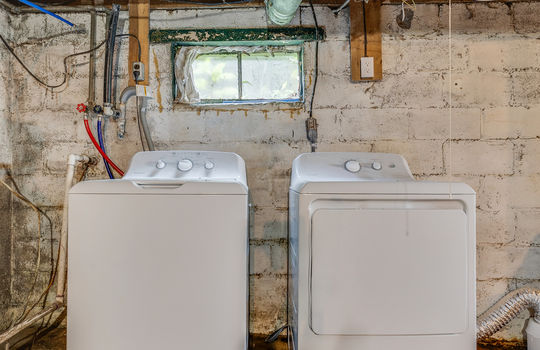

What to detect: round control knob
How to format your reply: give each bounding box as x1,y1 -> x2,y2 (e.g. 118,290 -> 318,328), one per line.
345,160 -> 361,173
156,160 -> 166,169
177,159 -> 193,172
372,161 -> 382,171
204,161 -> 215,170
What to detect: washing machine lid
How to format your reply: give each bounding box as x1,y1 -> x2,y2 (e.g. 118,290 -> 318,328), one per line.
291,152 -> 474,195
71,151 -> 248,195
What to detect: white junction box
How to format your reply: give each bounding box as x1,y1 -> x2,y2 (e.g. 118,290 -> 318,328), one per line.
68,151 -> 249,350
288,152 -> 476,350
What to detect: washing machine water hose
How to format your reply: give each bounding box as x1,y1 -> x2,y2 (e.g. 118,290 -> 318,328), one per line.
84,117 -> 124,176
97,118 -> 114,179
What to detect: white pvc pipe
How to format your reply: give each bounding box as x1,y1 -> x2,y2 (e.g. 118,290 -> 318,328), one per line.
528,319 -> 540,350
56,154 -> 89,304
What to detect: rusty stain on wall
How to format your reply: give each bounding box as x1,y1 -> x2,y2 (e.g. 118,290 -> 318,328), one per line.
152,49 -> 164,113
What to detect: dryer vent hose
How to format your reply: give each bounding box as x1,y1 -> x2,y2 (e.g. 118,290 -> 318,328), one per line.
477,288 -> 540,340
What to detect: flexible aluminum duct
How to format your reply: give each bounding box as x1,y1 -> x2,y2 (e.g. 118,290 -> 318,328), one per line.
477,288 -> 540,340
265,0 -> 302,25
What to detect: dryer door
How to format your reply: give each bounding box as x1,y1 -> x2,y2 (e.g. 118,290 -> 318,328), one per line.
310,200 -> 469,336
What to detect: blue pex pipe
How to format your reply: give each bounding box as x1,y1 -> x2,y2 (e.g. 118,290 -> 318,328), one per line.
17,0 -> 74,26
97,119 -> 114,179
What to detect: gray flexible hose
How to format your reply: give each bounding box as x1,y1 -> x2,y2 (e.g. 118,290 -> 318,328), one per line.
477,288 -> 540,339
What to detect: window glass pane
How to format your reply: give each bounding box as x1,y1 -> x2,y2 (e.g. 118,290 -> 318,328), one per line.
192,53 -> 239,100
241,52 -> 300,100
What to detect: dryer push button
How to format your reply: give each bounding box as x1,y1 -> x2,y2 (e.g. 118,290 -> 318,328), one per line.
345,160 -> 361,173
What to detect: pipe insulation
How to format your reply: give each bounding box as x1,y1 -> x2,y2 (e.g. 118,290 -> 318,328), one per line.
265,0 -> 302,25
477,288 -> 540,342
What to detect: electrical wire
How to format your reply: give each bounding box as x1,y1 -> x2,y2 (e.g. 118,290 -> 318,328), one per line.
116,33 -> 142,62
0,175 -> 53,327
84,118 -> 125,176
0,34 -> 106,89
309,0 -> 319,119
135,97 -> 147,151
362,0 -> 368,56
97,119 -> 114,179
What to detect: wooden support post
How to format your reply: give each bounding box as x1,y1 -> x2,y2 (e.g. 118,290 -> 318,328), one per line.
128,0 -> 150,86
350,0 -> 382,81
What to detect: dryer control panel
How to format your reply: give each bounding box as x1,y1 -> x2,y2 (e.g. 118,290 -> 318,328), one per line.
123,151 -> 247,187
290,152 -> 414,191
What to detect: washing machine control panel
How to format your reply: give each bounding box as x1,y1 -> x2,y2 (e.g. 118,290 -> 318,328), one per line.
123,151 -> 247,186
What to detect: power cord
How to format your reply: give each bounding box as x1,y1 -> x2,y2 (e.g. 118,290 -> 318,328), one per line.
0,35 -> 106,89
306,0 -> 319,153
116,33 -> 142,62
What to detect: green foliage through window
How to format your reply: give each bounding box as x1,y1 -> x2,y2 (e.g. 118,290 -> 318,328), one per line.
176,45 -> 303,105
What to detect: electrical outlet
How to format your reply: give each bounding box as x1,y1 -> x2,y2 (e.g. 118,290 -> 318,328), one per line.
132,62 -> 145,82
360,57 -> 375,79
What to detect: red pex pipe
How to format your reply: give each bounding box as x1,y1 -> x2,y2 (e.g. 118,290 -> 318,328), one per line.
84,118 -> 125,177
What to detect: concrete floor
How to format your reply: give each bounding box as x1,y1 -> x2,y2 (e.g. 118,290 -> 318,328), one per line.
9,329 -> 526,350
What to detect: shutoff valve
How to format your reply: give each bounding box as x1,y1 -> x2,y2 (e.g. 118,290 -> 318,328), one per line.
76,103 -> 87,113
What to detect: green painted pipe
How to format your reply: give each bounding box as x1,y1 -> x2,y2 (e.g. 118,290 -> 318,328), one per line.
266,0 -> 303,26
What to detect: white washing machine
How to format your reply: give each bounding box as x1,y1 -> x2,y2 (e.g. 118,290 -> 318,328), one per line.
288,152 -> 476,350
68,151 -> 249,350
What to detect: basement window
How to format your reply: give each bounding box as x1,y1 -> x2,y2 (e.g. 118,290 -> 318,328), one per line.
174,45 -> 303,105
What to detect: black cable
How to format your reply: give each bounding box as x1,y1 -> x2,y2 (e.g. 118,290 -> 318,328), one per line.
309,0 -> 318,119
0,34 -> 106,89
306,0 -> 319,153
362,0 -> 368,56
116,33 -> 141,62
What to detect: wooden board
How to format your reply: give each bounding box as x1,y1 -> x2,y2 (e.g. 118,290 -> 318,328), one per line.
128,0 -> 150,86
350,0 -> 382,81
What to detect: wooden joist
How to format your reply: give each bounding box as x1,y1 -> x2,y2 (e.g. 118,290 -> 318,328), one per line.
350,0 -> 382,81
128,0 -> 150,86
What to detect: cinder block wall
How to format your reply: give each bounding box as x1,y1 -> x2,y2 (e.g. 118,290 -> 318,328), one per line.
0,6 -> 12,327
1,2 -> 539,342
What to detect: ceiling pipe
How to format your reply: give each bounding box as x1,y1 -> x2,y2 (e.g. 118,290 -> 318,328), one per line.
265,0 -> 302,25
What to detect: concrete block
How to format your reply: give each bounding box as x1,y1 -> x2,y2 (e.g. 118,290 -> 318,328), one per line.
477,279 -> 512,314
443,140 -> 514,176
340,108 -> 409,141
515,209 -> 540,246
372,140 -> 443,175
477,245 -> 540,280
251,207 -> 288,241
381,4 -> 440,36
375,72 -> 445,109
250,244 -> 272,275
250,275 -> 287,334
150,8 -> 268,29
450,72 -> 511,108
476,209 -> 515,244
409,108 -> 481,140
511,72 -> 540,107
516,140 -> 540,175
439,3 -> 513,35
482,106 -> 540,139
514,2 -> 540,34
